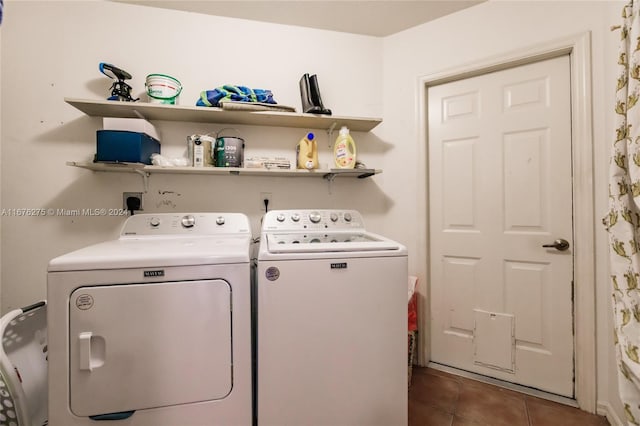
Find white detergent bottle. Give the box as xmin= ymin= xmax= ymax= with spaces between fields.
xmin=296 ymin=132 xmax=318 ymax=170
xmin=333 ymin=126 xmax=356 ymax=169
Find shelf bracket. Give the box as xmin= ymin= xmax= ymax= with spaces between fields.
xmin=323 ymin=172 xmax=337 ymax=194
xmin=132 ymin=109 xmax=147 ymax=120
xmin=326 ymin=122 xmax=337 ymax=148
xmin=134 ymin=170 xmax=150 ymax=193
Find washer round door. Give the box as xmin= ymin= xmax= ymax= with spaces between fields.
xmin=68 ymin=279 xmax=232 ymax=417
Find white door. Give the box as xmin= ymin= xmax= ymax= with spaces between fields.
xmin=428 ymin=55 xmax=574 ymax=397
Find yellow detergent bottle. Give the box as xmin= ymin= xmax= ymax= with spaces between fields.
xmin=296 ymin=132 xmax=318 ymax=170
xmin=333 ymin=126 xmax=356 ymax=169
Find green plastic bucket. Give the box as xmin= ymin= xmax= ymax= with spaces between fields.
xmin=145 ymin=74 xmax=182 ymax=105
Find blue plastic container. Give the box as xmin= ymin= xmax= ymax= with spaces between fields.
xmin=96 ymin=130 xmax=160 ymax=165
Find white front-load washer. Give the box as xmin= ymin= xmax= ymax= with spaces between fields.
xmin=47 ymin=213 xmax=252 ymax=426
xmin=256 ymin=209 xmax=408 ymax=426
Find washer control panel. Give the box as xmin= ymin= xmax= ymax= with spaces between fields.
xmin=263 ymin=209 xmax=364 ymax=232
xmin=120 ymin=213 xmax=251 ymax=236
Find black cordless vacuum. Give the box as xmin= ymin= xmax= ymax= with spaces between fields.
xmin=99 ymin=62 xmax=139 ymax=102
xmin=299 ymin=73 xmax=331 ymax=115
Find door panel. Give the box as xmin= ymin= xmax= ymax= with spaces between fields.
xmin=503 ymin=129 xmax=549 ymax=230
xmin=428 ymin=55 xmax=574 ymax=397
xmin=257 ymin=256 xmax=408 ymax=426
xmin=69 ymin=280 xmax=232 ymax=416
xmin=443 ymin=139 xmax=477 ymax=229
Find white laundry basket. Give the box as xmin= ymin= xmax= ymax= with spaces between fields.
xmin=0 ymin=301 xmax=48 ymax=426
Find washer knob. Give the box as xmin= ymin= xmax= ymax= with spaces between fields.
xmin=291 ymin=213 xmax=300 ymax=222
xmin=276 ymin=214 xmax=286 ymax=222
xmin=309 ymin=211 xmax=322 ymax=223
xmin=344 ymin=212 xmax=352 ymax=222
xmin=216 ymin=216 xmax=225 ymax=226
xmin=181 ymin=215 xmax=196 ymax=228
xmin=149 ymin=217 xmax=160 ymax=227
xmin=330 ymin=213 xmax=339 ymax=222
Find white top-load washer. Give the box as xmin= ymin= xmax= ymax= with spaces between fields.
xmin=47 ymin=213 xmax=252 ymax=426
xmin=256 ymin=209 xmax=408 ymax=426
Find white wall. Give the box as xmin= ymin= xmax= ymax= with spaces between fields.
xmin=0 ymin=0 xmax=387 ymax=309
xmin=0 ymin=0 xmax=627 ymax=421
xmin=380 ymin=0 xmax=624 ymax=421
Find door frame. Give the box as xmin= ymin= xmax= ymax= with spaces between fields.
xmin=415 ymin=32 xmax=595 ymax=412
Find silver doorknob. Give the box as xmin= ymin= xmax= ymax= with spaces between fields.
xmin=542 ymin=239 xmax=570 ymax=251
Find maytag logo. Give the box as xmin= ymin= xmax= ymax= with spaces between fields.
xmin=144 ymin=270 xmax=165 ymax=278
xmin=331 ymin=262 xmax=348 ymax=269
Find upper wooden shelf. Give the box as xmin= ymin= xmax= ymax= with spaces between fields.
xmin=64 ymin=98 xmax=382 ymax=132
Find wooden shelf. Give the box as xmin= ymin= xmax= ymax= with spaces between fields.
xmin=64 ymin=98 xmax=382 ymax=132
xmin=65 ymin=98 xmax=382 ymax=187
xmin=66 ymin=161 xmax=381 ymax=179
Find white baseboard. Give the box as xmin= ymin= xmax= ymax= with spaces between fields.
xmin=598 ymin=401 xmax=624 ymax=426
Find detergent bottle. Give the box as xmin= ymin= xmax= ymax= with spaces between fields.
xmin=296 ymin=132 xmax=319 ymax=170
xmin=333 ymin=126 xmax=356 ymax=169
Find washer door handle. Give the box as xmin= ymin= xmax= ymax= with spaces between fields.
xmin=78 ymin=332 xmax=105 ymax=371
xmin=79 ymin=332 xmax=94 ymax=371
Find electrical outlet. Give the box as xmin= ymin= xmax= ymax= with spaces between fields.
xmin=123 ymin=192 xmax=143 ymax=212
xmin=260 ymin=192 xmax=272 ymax=212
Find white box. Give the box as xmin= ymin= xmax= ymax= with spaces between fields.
xmin=102 ymin=117 xmax=160 ymax=141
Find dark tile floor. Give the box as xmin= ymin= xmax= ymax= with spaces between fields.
xmin=408 ymin=367 xmax=610 ymax=426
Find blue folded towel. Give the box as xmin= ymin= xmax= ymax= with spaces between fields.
xmin=197 ymin=85 xmax=276 ymax=107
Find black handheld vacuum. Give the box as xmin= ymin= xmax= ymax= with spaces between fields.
xmin=99 ymin=62 xmax=139 ymax=102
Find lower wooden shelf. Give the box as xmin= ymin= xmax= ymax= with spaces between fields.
xmin=66 ymin=161 xmax=381 ymax=179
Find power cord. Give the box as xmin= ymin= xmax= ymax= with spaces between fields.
xmin=255 ymin=197 xmax=270 ymax=241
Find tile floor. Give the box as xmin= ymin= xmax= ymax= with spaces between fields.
xmin=408 ymin=367 xmax=610 ymax=426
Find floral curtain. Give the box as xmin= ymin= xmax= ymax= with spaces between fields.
xmin=606 ymin=2 xmax=640 ymax=424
